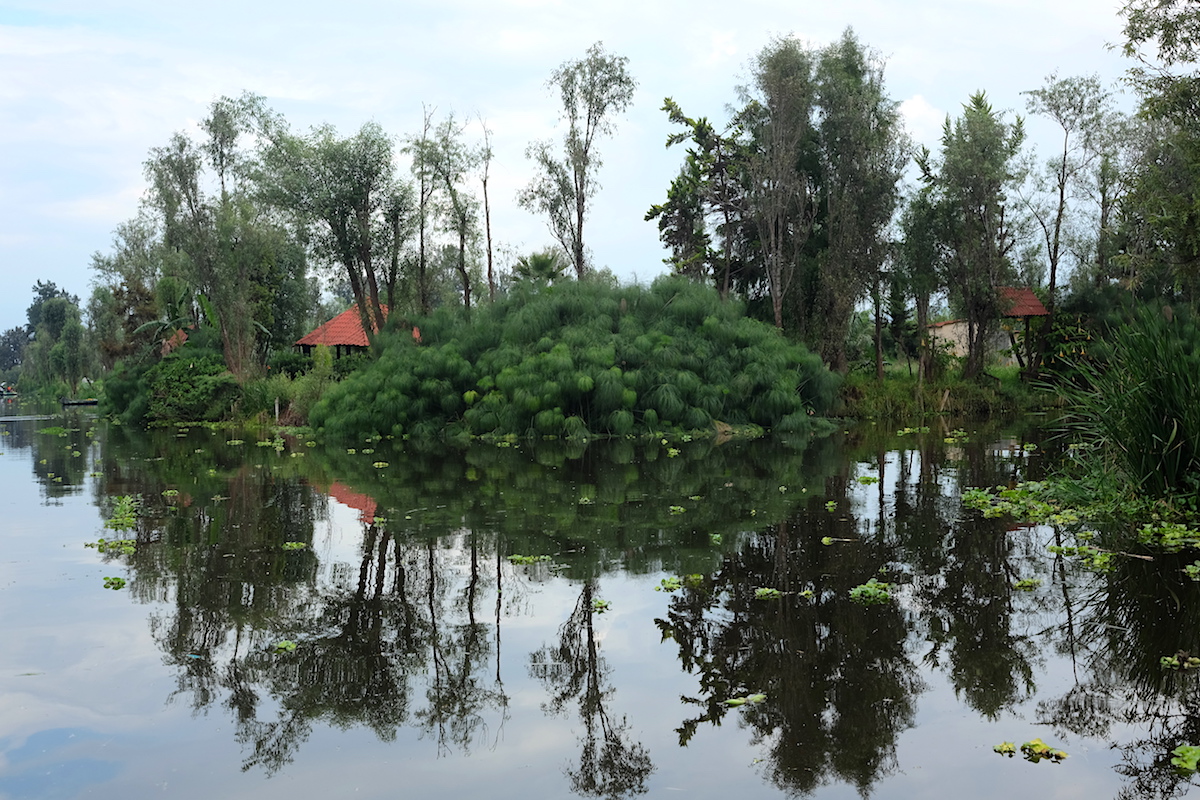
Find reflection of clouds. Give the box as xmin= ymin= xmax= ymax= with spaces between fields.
xmin=0 ymin=727 xmax=120 ymax=799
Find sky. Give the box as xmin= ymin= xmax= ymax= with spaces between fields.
xmin=0 ymin=0 xmax=1138 ymax=331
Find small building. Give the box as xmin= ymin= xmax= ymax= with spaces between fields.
xmin=295 ymin=305 xmax=388 ymax=358
xmin=927 ymin=287 xmax=1048 ymax=367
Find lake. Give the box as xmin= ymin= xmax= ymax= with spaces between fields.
xmin=1 ymin=400 xmax=1198 ymax=800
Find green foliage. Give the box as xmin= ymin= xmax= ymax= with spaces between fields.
xmin=507 ymin=554 xmax=553 ymax=565
xmin=145 ymin=351 xmax=241 ymax=422
xmin=1159 ymin=653 xmax=1200 ymax=670
xmin=1020 ymin=738 xmax=1067 ymax=764
xmin=1058 ymin=306 xmax=1200 ymax=501
xmin=848 ymin=578 xmax=891 ymax=605
xmin=103 ymin=576 xmax=127 ymax=590
xmin=103 ymin=494 xmax=141 ymax=532
xmin=311 ymin=277 xmax=837 ymax=441
xmin=85 ymin=538 xmax=136 ymax=556
xmin=754 ymin=587 xmax=784 ymax=600
xmin=273 ymin=640 xmax=297 ymax=653
xmin=1171 ymin=745 xmax=1200 ymax=773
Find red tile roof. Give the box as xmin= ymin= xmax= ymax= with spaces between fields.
xmin=296 ymin=304 xmax=388 ymax=348
xmin=999 ymin=287 xmax=1048 ymax=317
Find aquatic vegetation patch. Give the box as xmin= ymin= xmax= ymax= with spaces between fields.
xmin=1171 ymin=745 xmax=1200 ymax=773
xmin=849 ymin=578 xmax=891 ymax=605
xmin=281 ymin=542 xmax=307 ymax=551
xmin=723 ymin=693 xmax=767 ymax=707
xmin=103 ymin=576 xmax=126 ymax=590
xmin=507 ymin=554 xmax=553 ymax=565
xmin=273 ymin=640 xmax=297 ymax=653
xmin=1012 ymin=578 xmax=1042 ymax=591
xmin=103 ymin=494 xmax=141 ymax=532
xmin=1137 ymin=522 xmax=1200 ymax=552
xmin=1019 ymin=738 xmax=1067 ymax=763
xmin=86 ymin=538 xmax=136 ymax=556
xmin=656 ymin=575 xmax=704 ymax=592
xmin=591 ymin=598 xmax=610 ymax=614
xmin=1160 ymin=652 xmax=1200 ymax=670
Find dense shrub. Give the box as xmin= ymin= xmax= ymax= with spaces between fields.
xmin=311 ymin=277 xmax=838 ymax=441
xmin=143 ymin=351 xmax=241 ymax=422
xmin=1058 ymin=304 xmax=1200 ymax=499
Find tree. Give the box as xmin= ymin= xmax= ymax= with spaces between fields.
xmin=812 ymin=30 xmax=907 ymax=372
xmin=409 ymin=115 xmax=480 ymax=310
xmin=1119 ymin=0 xmax=1200 ymax=126
xmin=145 ymin=95 xmax=308 ymax=379
xmin=520 ymin=42 xmax=636 ymax=280
xmin=647 ymin=98 xmax=749 ymax=298
xmin=0 ymin=327 xmax=28 ymax=374
xmin=477 ymin=114 xmax=497 ymax=302
xmin=918 ymin=92 xmax=1026 ymax=379
xmin=741 ymin=37 xmax=818 ymax=330
xmin=258 ymin=118 xmax=404 ymax=349
xmin=1020 ymin=73 xmax=1112 ymax=378
xmin=897 ymin=188 xmax=948 ymax=389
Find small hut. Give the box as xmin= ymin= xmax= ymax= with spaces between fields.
xmin=998 ymin=287 xmax=1048 ymax=371
xmin=295 ymin=305 xmax=387 ymax=358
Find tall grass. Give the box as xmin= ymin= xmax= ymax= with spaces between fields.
xmin=310 ymin=276 xmax=839 ymax=441
xmin=1059 ymin=305 xmax=1200 ymax=499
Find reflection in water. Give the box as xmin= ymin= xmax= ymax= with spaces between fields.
xmin=532 ymin=580 xmax=653 ymax=798
xmin=10 ymin=407 xmax=1196 ymax=799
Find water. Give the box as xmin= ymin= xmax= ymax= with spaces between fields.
xmin=1 ymin=401 xmax=1198 ymax=800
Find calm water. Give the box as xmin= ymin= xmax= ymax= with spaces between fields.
xmin=1 ymin=400 xmax=1198 ymax=800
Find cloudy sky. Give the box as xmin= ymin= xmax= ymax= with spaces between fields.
xmin=0 ymin=0 xmax=1136 ymax=330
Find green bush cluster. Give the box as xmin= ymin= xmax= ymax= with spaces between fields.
xmin=1059 ymin=305 xmax=1200 ymax=500
xmin=311 ymin=277 xmax=838 ymax=441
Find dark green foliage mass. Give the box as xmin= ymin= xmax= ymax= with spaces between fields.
xmin=310 ymin=277 xmax=837 ymax=441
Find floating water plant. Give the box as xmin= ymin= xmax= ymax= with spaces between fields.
xmin=281 ymin=542 xmax=307 ymax=551
xmin=849 ymin=578 xmax=891 ymax=605
xmin=856 ymin=475 xmax=879 ymax=485
xmin=824 ymin=501 xmax=837 ymax=512
xmin=507 ymin=554 xmax=553 ymax=565
xmin=723 ymin=693 xmax=767 ymax=706
xmin=162 ymin=489 xmax=179 ymax=497
xmin=103 ymin=576 xmax=126 ymax=590
xmin=1013 ymin=578 xmax=1042 ymax=591
xmin=104 ymin=495 xmax=141 ymax=532
xmin=656 ymin=575 xmax=703 ymax=592
xmin=1160 ymin=652 xmax=1200 ymax=670
xmin=591 ymin=598 xmax=610 ymax=614
xmin=754 ymin=587 xmax=784 ymax=600
xmin=1171 ymin=745 xmax=1200 ymax=773
xmin=372 ymin=461 xmax=389 ymax=468
xmin=1020 ymin=738 xmax=1067 ymax=763
xmin=86 ymin=538 xmax=136 ymax=556
xmin=668 ymin=505 xmax=686 ymax=515
xmin=1185 ymin=561 xmax=1200 ymax=581
xmin=273 ymin=640 xmax=297 ymax=653
xmin=993 ymin=742 xmax=1017 ymax=756
xmin=896 ymin=426 xmax=930 ymax=436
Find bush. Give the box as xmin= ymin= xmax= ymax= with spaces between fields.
xmin=144 ymin=351 xmax=241 ymax=422
xmin=311 ymin=276 xmax=838 ymax=441
xmin=1058 ymin=304 xmax=1200 ymax=499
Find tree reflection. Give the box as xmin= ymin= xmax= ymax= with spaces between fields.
xmin=1039 ymin=556 xmax=1200 ymax=799
xmin=657 ymin=507 xmax=923 ymax=796
xmin=531 ymin=580 xmax=653 ymax=799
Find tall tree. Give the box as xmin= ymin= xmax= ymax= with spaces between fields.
xmin=897 ymin=188 xmax=949 ymax=391
xmin=648 ymin=98 xmax=749 ymax=299
xmin=477 ymin=114 xmax=497 ymax=302
xmin=520 ymin=42 xmax=636 ymax=280
xmin=741 ymin=37 xmax=817 ymax=330
xmin=1020 ymin=73 xmax=1112 ymax=378
xmin=812 ymin=30 xmax=907 ymax=372
xmin=258 ymin=118 xmax=402 ymax=349
xmin=409 ymin=115 xmax=480 ymax=310
xmin=918 ymin=92 xmax=1026 ymax=379
xmin=145 ymin=94 xmax=304 ymax=379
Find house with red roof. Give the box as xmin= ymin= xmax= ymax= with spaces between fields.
xmin=927 ymin=287 xmax=1048 ymax=367
xmin=295 ymin=305 xmax=387 ymax=357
